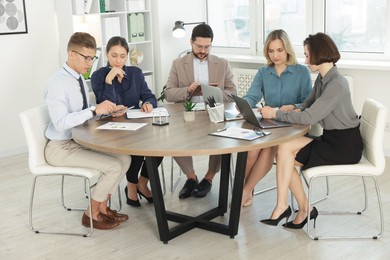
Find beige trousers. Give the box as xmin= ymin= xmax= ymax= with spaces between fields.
xmin=45 ymin=140 xmax=130 ymax=202
xmin=173 ymin=155 xmax=221 ymax=176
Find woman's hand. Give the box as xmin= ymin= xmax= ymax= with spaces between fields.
xmin=279 ymin=104 xmax=295 ymax=111
xmin=105 ymin=67 xmax=126 ymax=84
xmin=260 ymin=106 xmax=277 ymax=119
xmin=141 ymin=102 xmax=153 ymax=113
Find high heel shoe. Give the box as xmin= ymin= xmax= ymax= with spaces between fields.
xmin=137 ymin=189 xmax=153 ymax=203
xmin=260 ymin=206 xmax=292 ymax=226
xmin=282 ymin=207 xmax=318 ymax=229
xmin=124 ymin=186 xmax=141 ymax=207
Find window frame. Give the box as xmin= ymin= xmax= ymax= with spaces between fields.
xmin=207 ymin=0 xmax=390 ymax=62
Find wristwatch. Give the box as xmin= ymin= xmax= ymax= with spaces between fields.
xmin=90 ymin=106 xmax=96 ymax=116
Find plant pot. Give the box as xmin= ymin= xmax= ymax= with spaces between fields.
xmin=183 ymin=110 xmax=195 ymax=121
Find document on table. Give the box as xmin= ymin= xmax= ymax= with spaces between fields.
xmin=96 ymin=122 xmax=147 ymax=131
xmin=209 ymin=127 xmax=270 ymax=141
xmin=126 ymin=107 xmax=169 ymax=119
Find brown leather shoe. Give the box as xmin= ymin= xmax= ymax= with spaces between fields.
xmin=104 ymin=207 xmax=129 ymax=222
xmin=82 ymin=213 xmax=119 ymax=230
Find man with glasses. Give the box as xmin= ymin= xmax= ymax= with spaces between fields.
xmin=165 ymin=24 xmax=237 ymax=199
xmin=44 ymin=32 xmax=130 ymax=230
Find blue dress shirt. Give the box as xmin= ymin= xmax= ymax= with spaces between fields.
xmin=243 ymin=64 xmax=312 ymax=108
xmin=91 ymin=65 xmax=157 ymax=108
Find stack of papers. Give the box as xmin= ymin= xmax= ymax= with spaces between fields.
xmin=210 ymin=127 xmax=270 ymax=141
xmin=96 ymin=122 xmax=147 ymax=131
xmin=126 ymin=107 xmax=169 ymax=119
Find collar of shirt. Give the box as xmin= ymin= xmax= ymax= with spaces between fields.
xmin=63 ymin=62 xmax=82 ymax=80
xmin=319 ymin=65 xmax=338 ymax=85
xmin=266 ymin=65 xmax=295 ymax=77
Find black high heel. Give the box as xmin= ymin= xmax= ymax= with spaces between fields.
xmin=137 ymin=189 xmax=153 ymax=203
xmin=260 ymin=206 xmax=292 ymax=226
xmin=282 ymin=207 xmax=318 ymax=229
xmin=124 ymin=186 xmax=141 ymax=207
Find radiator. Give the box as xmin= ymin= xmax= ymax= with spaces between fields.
xmin=232 ymin=68 xmax=258 ymax=97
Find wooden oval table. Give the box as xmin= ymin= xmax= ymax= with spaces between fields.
xmin=73 ymin=103 xmax=309 ymax=244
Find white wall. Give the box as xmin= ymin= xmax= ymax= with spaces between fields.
xmin=0 ymin=0 xmax=60 ymax=157
xmin=152 ymin=0 xmax=206 ymax=94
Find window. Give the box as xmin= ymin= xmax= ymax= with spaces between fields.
xmin=325 ymin=0 xmax=386 ymax=53
xmin=207 ymin=0 xmax=250 ymax=48
xmin=207 ymin=0 xmax=388 ymax=58
xmin=264 ymin=0 xmax=307 ymax=47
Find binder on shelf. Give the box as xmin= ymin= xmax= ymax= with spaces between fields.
xmin=126 ymin=0 xmax=145 ymax=12
xmin=84 ymin=0 xmax=93 ymax=13
xmin=99 ymin=0 xmax=106 ymax=13
xmin=127 ymin=13 xmax=139 ymax=42
xmin=102 ymin=16 xmax=121 ymax=43
xmin=137 ymin=13 xmax=145 ymax=41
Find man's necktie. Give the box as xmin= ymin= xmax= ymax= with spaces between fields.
xmin=78 ymin=77 xmax=88 ymax=109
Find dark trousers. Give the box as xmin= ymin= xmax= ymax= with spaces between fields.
xmin=126 ymin=156 xmax=163 ymax=184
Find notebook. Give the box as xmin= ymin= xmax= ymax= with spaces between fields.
xmin=232 ymin=95 xmax=292 ymax=129
xmin=200 ymin=84 xmax=243 ymax=121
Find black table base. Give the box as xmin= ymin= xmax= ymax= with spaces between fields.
xmin=146 ymin=152 xmax=247 ymax=244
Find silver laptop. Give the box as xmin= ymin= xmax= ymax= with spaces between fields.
xmin=201 ymin=84 xmax=243 ymax=121
xmin=232 ymin=95 xmax=291 ymax=129
xmin=201 ymin=84 xmax=223 ymax=104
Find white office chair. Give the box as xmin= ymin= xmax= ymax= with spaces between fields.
xmin=20 ymin=105 xmax=121 ymax=237
xmin=302 ymin=98 xmax=387 ymax=240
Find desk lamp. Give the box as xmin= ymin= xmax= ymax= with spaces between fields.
xmin=172 ymin=21 xmax=205 ymax=38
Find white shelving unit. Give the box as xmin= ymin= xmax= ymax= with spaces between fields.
xmin=55 ymin=0 xmax=155 ymax=92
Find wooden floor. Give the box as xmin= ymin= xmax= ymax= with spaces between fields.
xmin=1 ymin=153 xmax=389 ymax=259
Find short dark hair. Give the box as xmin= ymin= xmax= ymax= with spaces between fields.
xmin=303 ymin=32 xmax=340 ymax=65
xmin=191 ymin=23 xmax=213 ymax=42
xmin=106 ymin=36 xmax=129 ymax=53
xmin=67 ymin=32 xmax=96 ymax=51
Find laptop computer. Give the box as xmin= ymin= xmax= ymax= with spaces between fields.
xmin=232 ymin=95 xmax=292 ymax=129
xmin=201 ymin=84 xmax=243 ymax=121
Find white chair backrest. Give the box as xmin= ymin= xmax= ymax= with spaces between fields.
xmin=360 ymin=98 xmax=387 ymax=173
xmin=89 ymin=92 xmax=96 ymax=106
xmin=19 ymin=105 xmax=50 ymax=173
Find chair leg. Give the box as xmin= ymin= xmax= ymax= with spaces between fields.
xmin=170 ymin=157 xmax=182 ymax=193
xmin=307 ymin=175 xmax=383 ymax=240
xmin=30 ymin=175 xmax=93 ymax=237
xmin=62 ymin=175 xmax=88 ymax=211
xmin=229 ymin=153 xmax=235 ymax=193
xmin=160 ymin=160 xmax=166 ymax=196
xmin=253 ymin=162 xmax=277 ymax=197
xmin=292 ymin=175 xmax=330 ymax=212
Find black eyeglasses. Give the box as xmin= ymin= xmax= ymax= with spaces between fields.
xmin=253 ymin=127 xmax=268 ymax=137
xmin=72 ymin=50 xmax=98 ymax=63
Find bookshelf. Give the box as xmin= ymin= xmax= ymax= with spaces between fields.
xmin=55 ymin=0 xmax=155 ymax=92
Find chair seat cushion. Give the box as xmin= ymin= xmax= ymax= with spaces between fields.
xmin=31 ymin=163 xmax=100 ymax=179
xmin=302 ymin=156 xmax=383 ymax=179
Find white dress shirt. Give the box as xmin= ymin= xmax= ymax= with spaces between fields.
xmin=44 ymin=63 xmax=93 ymax=140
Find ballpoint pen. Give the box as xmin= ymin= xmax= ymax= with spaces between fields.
xmin=216 ymin=127 xmax=227 ymax=132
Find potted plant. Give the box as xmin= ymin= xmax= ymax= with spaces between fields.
xmin=183 ymin=99 xmax=196 ymax=121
